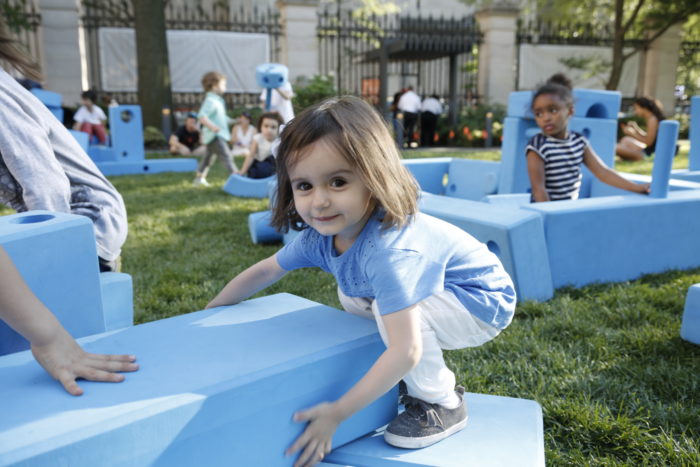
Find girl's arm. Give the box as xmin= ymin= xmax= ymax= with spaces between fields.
xmin=584 ymin=146 xmax=650 ymax=194
xmin=286 ymin=305 xmax=422 ymax=466
xmin=199 ymin=115 xmax=220 ymax=134
xmin=206 ymin=254 xmax=287 ymax=309
xmin=526 ymin=150 xmax=550 ymax=202
xmin=238 ymin=138 xmax=258 ymax=176
xmin=0 ymin=247 xmax=138 ymax=396
xmin=640 ymin=117 xmax=658 ymax=146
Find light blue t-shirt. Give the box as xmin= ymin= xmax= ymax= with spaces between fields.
xmin=276 ymin=212 xmax=516 ymax=330
xmin=199 ymin=92 xmax=231 ymax=144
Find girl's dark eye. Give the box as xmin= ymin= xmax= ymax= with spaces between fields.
xmin=295 ymin=182 xmax=312 ymax=191
xmin=550 ymin=107 xmax=558 ymax=113
xmin=330 ymin=178 xmax=347 ymax=188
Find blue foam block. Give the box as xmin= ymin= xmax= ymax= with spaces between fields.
xmin=326 ymin=393 xmax=545 ymax=467
xmin=572 ymin=89 xmax=621 ymax=120
xmin=688 ymin=96 xmax=699 ymax=171
xmin=87 ymin=145 xmax=118 ymax=162
xmin=96 ymin=159 xmax=197 ymax=176
xmin=100 ymin=272 xmax=134 ymax=331
xmin=591 ymin=173 xmax=700 ymax=198
xmin=507 ymin=91 xmax=534 ymax=118
xmin=497 ymin=116 xmax=539 ymax=195
xmin=670 ymin=169 xmax=700 ymax=183
xmin=680 ymin=284 xmax=700 ymax=345
xmin=419 ymin=193 xmax=553 ymax=302
xmin=249 ymin=210 xmax=283 ymax=244
xmin=569 ymin=117 xmax=617 ymax=167
xmin=30 ymin=88 xmax=62 ymax=108
xmin=402 ymin=158 xmax=450 ymax=195
xmin=0 ymin=211 xmax=105 ymax=355
xmin=445 ymin=159 xmax=500 ymax=200
xmin=108 ymin=105 xmax=145 ymax=161
xmin=481 ymin=193 xmax=531 ymax=207
xmin=69 ymin=129 xmax=90 ymax=152
xmin=223 ymin=174 xmax=277 ymax=198
xmin=256 ymin=63 xmax=289 ymax=89
xmin=523 ymin=191 xmax=700 ymax=288
xmin=0 ymin=293 xmax=398 ymax=466
xmin=650 ymin=121 xmax=680 ymax=199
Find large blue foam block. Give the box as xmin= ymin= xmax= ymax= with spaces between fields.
xmin=100 ymin=272 xmax=134 ymax=331
xmin=224 ymin=174 xmax=277 ymax=198
xmin=96 ymin=159 xmax=198 ymax=176
xmin=0 ymin=211 xmax=105 ymax=354
xmin=445 ymin=159 xmax=500 ymax=200
xmin=0 ymin=293 xmax=397 ymax=466
xmin=680 ymin=284 xmax=700 ymax=345
xmin=108 ymin=105 xmax=145 ymax=161
xmin=402 ymin=158 xmax=450 ymax=195
xmin=524 ymin=191 xmax=700 ymax=288
xmin=326 ymin=393 xmax=545 ymax=467
xmin=249 ymin=210 xmax=283 ymax=244
xmin=419 ymin=193 xmax=553 ymax=302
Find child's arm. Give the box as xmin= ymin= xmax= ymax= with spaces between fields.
xmin=274 ymin=87 xmax=291 ymax=101
xmin=286 ymin=305 xmax=422 ymax=466
xmin=199 ymin=115 xmax=220 ymax=134
xmin=0 ymin=247 xmax=138 ymax=396
xmin=206 ymin=254 xmax=287 ymax=309
xmin=526 ymin=150 xmax=550 ymax=202
xmin=238 ymin=139 xmax=258 ymax=176
xmin=584 ymin=146 xmax=650 ymax=194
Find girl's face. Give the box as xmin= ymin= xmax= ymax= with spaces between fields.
xmin=532 ymin=93 xmax=572 ymax=139
xmin=633 ymin=103 xmax=648 ymax=118
xmin=288 ymin=139 xmax=373 ymax=254
xmin=260 ymin=118 xmax=280 ymax=141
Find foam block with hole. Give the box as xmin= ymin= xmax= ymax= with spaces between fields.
xmin=571 ymin=89 xmax=620 ymax=120
xmin=0 ymin=293 xmax=397 ymax=466
xmin=419 ymin=193 xmax=552 ymax=302
xmin=326 ymin=392 xmax=545 ymax=467
xmin=223 ymin=174 xmax=277 ymax=198
xmin=445 ymin=159 xmax=500 ymax=200
xmin=680 ymin=284 xmax=700 ymax=345
xmin=402 ymin=158 xmax=451 ymax=195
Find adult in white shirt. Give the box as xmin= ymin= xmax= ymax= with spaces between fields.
xmin=397 ymin=86 xmax=421 ymax=147
xmin=421 ymin=95 xmax=443 ymax=147
xmin=260 ymin=80 xmax=294 ymax=125
xmin=72 ymin=90 xmax=108 ymax=144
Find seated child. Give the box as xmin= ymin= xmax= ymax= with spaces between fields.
xmin=169 ymin=112 xmax=206 ymax=157
xmin=237 ymin=111 xmax=283 ymax=179
xmin=73 ymin=90 xmax=108 ymax=144
xmin=231 ymin=112 xmax=257 ymax=157
xmin=207 ymin=96 xmax=516 ymax=464
xmin=526 ymin=73 xmax=650 ymax=202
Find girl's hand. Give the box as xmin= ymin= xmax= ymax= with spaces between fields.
xmin=31 ymin=328 xmax=138 ymax=396
xmin=286 ymin=402 xmax=340 ymax=467
xmin=637 ymin=183 xmax=651 ymax=195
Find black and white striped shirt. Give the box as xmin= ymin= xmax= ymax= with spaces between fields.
xmin=526 ymin=132 xmax=589 ymax=201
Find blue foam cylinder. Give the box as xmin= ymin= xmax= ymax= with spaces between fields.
xmin=650 ymin=120 xmax=680 ymax=199
xmin=326 ymin=393 xmax=545 ymax=467
xmin=249 ymin=210 xmax=283 ymax=244
xmin=681 ymin=284 xmax=700 ymax=345
xmin=223 ymin=174 xmax=276 ymax=198
xmin=689 ymin=96 xmax=700 ymax=171
xmin=0 ymin=293 xmax=398 ymax=466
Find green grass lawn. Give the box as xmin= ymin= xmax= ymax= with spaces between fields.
xmin=4 ymin=145 xmax=699 ymax=464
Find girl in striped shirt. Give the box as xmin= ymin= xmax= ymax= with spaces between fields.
xmin=526 ymin=74 xmax=649 ymax=202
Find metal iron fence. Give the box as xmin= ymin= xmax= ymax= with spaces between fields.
xmin=1 ymin=0 xmax=42 ymax=72
xmin=80 ymin=0 xmax=282 ymax=110
xmin=317 ymin=8 xmax=481 ymax=111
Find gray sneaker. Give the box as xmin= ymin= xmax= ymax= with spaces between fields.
xmin=384 ymin=386 xmax=468 ymax=449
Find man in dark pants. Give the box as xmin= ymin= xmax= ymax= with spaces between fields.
xmin=397 ymin=86 xmax=421 ymax=147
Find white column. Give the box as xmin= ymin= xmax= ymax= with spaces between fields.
xmin=276 ymin=0 xmax=319 ymax=83
xmin=38 ymin=0 xmax=85 ymax=105
xmin=474 ymin=3 xmax=519 ymax=106
xmin=640 ymin=23 xmax=683 ymax=114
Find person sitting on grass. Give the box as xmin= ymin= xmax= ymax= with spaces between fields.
xmin=231 ymin=111 xmax=257 ymax=158
xmin=526 ymin=73 xmax=650 ymax=202
xmin=73 ymin=90 xmax=108 ymax=145
xmin=207 ymin=96 xmax=516 ymax=466
xmin=237 ymin=111 xmax=283 ymax=179
xmin=0 ymin=246 xmax=138 ymax=396
xmin=169 ymin=112 xmax=206 ymax=157
xmin=615 ymin=97 xmax=666 ymax=162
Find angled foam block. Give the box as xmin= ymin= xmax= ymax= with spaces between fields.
xmin=223 ymin=174 xmax=276 ymax=198
xmin=445 ymin=159 xmax=500 ymax=200
xmin=96 ymin=159 xmax=197 ymax=176
xmin=249 ymin=210 xmax=283 ymax=244
xmin=572 ymin=89 xmax=621 ymax=120
xmin=326 ymin=393 xmax=545 ymax=467
xmin=69 ymin=129 xmax=89 ymax=152
xmin=0 ymin=211 xmax=105 ymax=355
xmin=402 ymin=158 xmax=450 ymax=195
xmin=497 ymin=117 xmax=539 ymax=195
xmin=100 ymin=272 xmax=134 ymax=331
xmin=680 ymin=284 xmax=700 ymax=345
xmin=0 ymin=293 xmax=398 ymax=466
xmin=523 ymin=191 xmax=700 ymax=288
xmin=419 ymin=193 xmax=553 ymax=302
xmin=689 ymin=96 xmax=700 ymax=171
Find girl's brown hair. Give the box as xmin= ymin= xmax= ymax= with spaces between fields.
xmin=0 ymin=17 xmax=42 ymax=81
xmin=257 ymin=111 xmax=283 ymax=131
xmin=270 ymin=96 xmax=419 ymax=232
xmin=201 ymin=71 xmax=225 ymax=92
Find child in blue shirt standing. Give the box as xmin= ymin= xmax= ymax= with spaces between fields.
xmin=526 ymin=73 xmax=649 ymax=202
xmin=207 ymin=96 xmax=516 ymax=466
xmin=193 ymin=71 xmax=237 ymax=186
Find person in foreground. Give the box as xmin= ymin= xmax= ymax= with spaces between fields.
xmin=0 ymin=246 xmax=138 ymax=396
xmin=527 ymin=73 xmax=650 ymax=202
xmin=207 ymin=96 xmax=516 ymax=466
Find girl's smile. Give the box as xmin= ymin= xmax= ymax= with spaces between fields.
xmin=288 ymin=138 xmax=374 ymax=253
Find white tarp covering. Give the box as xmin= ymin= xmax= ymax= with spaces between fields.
xmin=519 ymin=44 xmax=640 ymax=96
xmin=98 ymin=28 xmax=269 ymax=93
